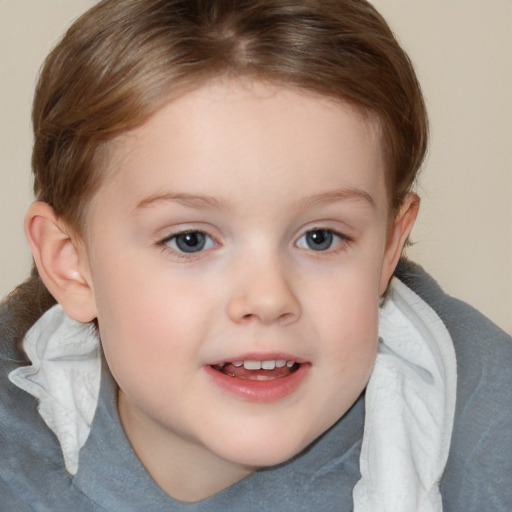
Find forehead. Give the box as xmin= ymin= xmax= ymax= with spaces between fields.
xmin=90 ymin=79 xmax=386 ymax=218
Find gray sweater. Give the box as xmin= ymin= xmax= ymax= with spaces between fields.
xmin=1 ymin=260 xmax=511 ymax=511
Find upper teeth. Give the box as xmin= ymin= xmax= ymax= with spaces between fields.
xmin=215 ymin=360 xmax=297 ymax=370
xmin=242 ymin=360 xmax=291 ymax=370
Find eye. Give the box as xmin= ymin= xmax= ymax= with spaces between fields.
xmin=163 ymin=231 xmax=216 ymax=254
xmin=296 ymin=228 xmax=345 ymax=251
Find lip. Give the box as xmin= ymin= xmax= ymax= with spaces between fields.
xmin=204 ymin=353 xmax=311 ymax=402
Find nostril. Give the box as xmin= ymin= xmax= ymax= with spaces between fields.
xmin=277 ymin=312 xmax=296 ymax=324
xmin=226 ymin=285 xmax=301 ymax=325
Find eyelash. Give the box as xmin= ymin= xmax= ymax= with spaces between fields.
xmin=157 ymin=227 xmax=351 ymax=260
xmin=158 ymin=230 xmax=217 ymax=259
xmin=295 ymin=228 xmax=351 ymax=253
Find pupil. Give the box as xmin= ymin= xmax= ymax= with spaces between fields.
xmin=176 ymin=232 xmax=206 ymax=253
xmin=306 ymin=230 xmax=333 ymax=251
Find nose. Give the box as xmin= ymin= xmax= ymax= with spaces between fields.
xmin=226 ymin=256 xmax=301 ymax=326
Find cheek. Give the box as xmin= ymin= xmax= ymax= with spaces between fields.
xmin=91 ymin=256 xmax=221 ymax=371
xmin=297 ymin=287 xmax=379 ymax=446
xmin=305 ymin=263 xmax=380 ymax=391
xmin=93 ymin=271 xmax=206 ymax=415
xmin=322 ymin=294 xmax=379 ymax=380
xmin=308 ymin=259 xmax=381 ymax=334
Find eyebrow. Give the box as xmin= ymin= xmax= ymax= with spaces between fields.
xmin=295 ymin=188 xmax=376 ymax=210
xmin=135 ymin=192 xmax=224 ymax=211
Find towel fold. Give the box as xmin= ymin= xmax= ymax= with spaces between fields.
xmin=354 ymin=278 xmax=457 ymax=512
xmin=8 ymin=306 xmax=100 ymax=474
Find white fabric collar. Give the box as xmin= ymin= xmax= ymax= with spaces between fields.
xmin=354 ymin=278 xmax=457 ymax=512
xmin=8 ymin=307 xmax=100 ymax=475
xmin=9 ymin=278 xmax=456 ymax=510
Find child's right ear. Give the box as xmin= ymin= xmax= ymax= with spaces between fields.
xmin=24 ymin=201 xmax=97 ymax=323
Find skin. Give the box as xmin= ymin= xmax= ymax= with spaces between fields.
xmin=26 ymin=79 xmax=418 ymax=502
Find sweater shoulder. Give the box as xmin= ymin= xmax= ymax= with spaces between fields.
xmin=396 ymin=259 xmax=512 ymax=511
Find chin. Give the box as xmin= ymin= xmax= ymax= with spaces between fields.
xmin=210 ymin=430 xmax=315 ymax=469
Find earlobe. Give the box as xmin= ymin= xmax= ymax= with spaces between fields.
xmin=24 ymin=201 xmax=97 ymax=322
xmin=379 ymin=194 xmax=420 ymax=295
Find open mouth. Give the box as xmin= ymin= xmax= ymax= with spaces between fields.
xmin=210 ymin=360 xmax=301 ymax=381
xmin=206 ymin=357 xmax=310 ymax=401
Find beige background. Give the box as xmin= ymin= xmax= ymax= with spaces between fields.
xmin=0 ymin=0 xmax=511 ymax=334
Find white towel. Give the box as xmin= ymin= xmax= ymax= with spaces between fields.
xmin=354 ymin=278 xmax=457 ymax=512
xmin=8 ymin=306 xmax=101 ymax=475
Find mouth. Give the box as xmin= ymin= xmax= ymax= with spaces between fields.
xmin=210 ymin=359 xmax=301 ymax=381
xmin=205 ymin=356 xmax=309 ymax=402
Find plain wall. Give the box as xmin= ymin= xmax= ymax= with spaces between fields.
xmin=0 ymin=0 xmax=511 ymax=334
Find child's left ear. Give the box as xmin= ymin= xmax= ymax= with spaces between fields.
xmin=379 ymin=193 xmax=420 ymax=295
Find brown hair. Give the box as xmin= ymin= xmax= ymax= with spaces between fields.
xmin=5 ymin=0 xmax=428 ymax=340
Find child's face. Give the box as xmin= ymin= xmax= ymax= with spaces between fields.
xmin=77 ymin=79 xmax=410 ymax=484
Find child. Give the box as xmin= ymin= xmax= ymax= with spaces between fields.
xmin=1 ymin=0 xmax=510 ymax=510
